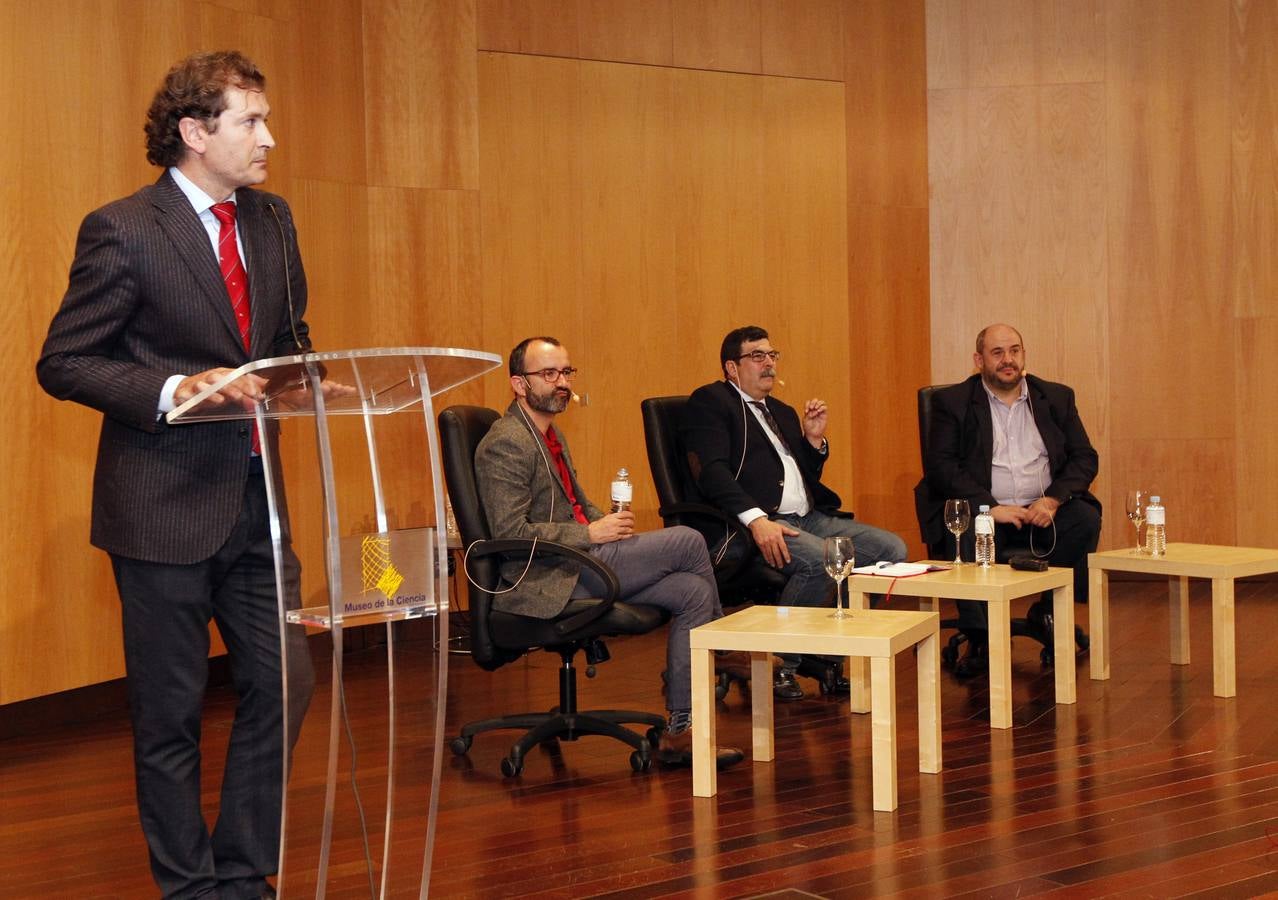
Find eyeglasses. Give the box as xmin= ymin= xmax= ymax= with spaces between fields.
xmin=737 ymin=349 xmax=781 ymax=364
xmin=522 ymin=367 xmax=579 ymax=383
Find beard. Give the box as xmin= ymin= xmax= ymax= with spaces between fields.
xmin=526 ymin=385 xmax=571 ymax=414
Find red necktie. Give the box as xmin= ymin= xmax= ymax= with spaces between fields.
xmin=210 ymin=202 xmax=259 ymax=454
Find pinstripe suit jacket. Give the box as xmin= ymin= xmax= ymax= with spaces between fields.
xmin=37 ymin=171 xmax=309 ymax=564
xmin=474 ymin=401 xmax=604 ymax=618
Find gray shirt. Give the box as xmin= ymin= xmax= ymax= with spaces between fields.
xmin=984 ymin=379 xmax=1050 ymax=506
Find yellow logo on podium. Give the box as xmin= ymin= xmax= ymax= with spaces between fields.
xmin=361 ymin=534 xmax=404 ymax=601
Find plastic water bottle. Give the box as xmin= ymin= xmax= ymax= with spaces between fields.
xmin=610 ymin=468 xmax=632 ymax=513
xmin=975 ymin=504 xmax=995 ymax=567
xmin=1145 ymin=495 xmax=1166 ymax=556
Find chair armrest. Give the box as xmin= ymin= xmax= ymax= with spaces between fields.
xmin=467 ymin=539 xmax=621 ymax=636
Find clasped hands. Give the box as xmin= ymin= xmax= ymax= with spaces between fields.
xmin=991 ymin=496 xmax=1060 ymax=529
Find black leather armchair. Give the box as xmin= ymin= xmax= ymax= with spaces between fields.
xmin=438 ymin=405 xmax=667 ymax=776
xmin=640 ymin=395 xmax=788 ymax=607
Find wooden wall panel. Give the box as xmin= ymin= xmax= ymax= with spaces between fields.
xmin=1231 ymin=0 xmax=1278 ymax=319
xmin=845 ymin=0 xmax=930 ymax=209
xmin=277 ymin=0 xmax=366 ymax=183
xmin=1236 ymin=319 xmax=1278 ymax=543
xmin=364 ymin=0 xmax=478 ymax=190
xmin=672 ymin=0 xmax=762 ymax=74
xmin=1105 ymin=0 xmax=1232 ymax=547
xmin=1 ymin=0 xmax=202 ymax=703
xmin=845 ymin=0 xmax=932 ymax=549
xmin=925 ymin=0 xmax=1103 ymax=90
xmin=479 ymin=52 xmax=849 ymax=523
xmin=761 ymin=0 xmax=844 ymax=81
xmin=577 ymin=0 xmax=673 ymax=66
xmin=925 ymin=0 xmax=1278 ymax=552
xmin=477 ymin=0 xmax=580 ymax=56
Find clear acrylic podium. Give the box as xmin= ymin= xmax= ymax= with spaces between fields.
xmin=169 ymin=347 xmax=501 ymax=898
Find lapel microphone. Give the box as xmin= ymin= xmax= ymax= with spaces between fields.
xmin=266 ymin=202 xmax=311 ymax=353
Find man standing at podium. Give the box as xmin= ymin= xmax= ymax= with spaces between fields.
xmin=37 ymin=51 xmax=314 ymax=900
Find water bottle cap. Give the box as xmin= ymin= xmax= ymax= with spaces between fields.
xmin=1150 ymin=495 xmax=1160 ymax=503
xmin=617 ymin=467 xmax=629 ymax=479
xmin=979 ymin=504 xmax=990 ymax=513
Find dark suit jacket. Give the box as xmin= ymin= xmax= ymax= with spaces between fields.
xmin=680 ymin=381 xmax=844 ymax=533
xmin=37 ymin=171 xmax=309 ymax=564
xmin=915 ymin=374 xmax=1100 ymax=549
xmin=474 ymin=401 xmax=605 ymax=619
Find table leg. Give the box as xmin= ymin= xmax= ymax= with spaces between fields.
xmin=870 ymin=656 xmax=898 ymax=812
xmin=917 ymin=630 xmax=942 ymax=775
xmin=1170 ymin=575 xmax=1190 ymax=665
xmin=691 ymin=646 xmax=716 ymax=797
xmin=750 ymin=652 xmax=774 ymax=761
xmin=847 ymin=588 xmax=871 ymax=714
xmin=1089 ymin=566 xmax=1109 ymax=680
xmin=988 ymin=601 xmax=1013 ymax=729
xmin=1052 ymin=584 xmax=1076 ymax=704
xmin=1212 ymin=577 xmax=1236 ymax=698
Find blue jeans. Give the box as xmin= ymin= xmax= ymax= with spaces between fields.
xmin=717 ymin=510 xmax=908 ymax=669
xmin=572 ymin=526 xmax=722 ymax=712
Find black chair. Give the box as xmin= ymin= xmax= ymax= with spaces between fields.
xmin=640 ymin=395 xmax=788 ymax=607
xmin=914 ymin=385 xmax=1084 ymax=668
xmin=438 ymin=405 xmax=668 ymax=776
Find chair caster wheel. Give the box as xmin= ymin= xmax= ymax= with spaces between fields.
xmin=646 ymin=726 xmax=663 ymax=750
xmin=501 ymin=755 xmax=523 ymax=777
xmin=630 ymin=750 xmax=651 ymax=772
xmin=450 ymin=736 xmax=472 ymax=756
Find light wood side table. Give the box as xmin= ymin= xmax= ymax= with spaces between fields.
xmin=689 ymin=605 xmax=941 ymax=812
xmin=1088 ymin=543 xmax=1278 ymax=697
xmin=848 ymin=563 xmax=1077 ymax=730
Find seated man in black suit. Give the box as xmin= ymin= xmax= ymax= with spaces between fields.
xmin=917 ymin=323 xmax=1102 ymax=677
xmin=680 ymin=325 xmax=908 ymax=700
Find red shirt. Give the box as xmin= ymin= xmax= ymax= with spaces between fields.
xmin=540 ymin=427 xmax=589 ymax=525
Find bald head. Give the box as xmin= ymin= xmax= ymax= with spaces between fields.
xmin=975 ymin=323 xmax=1023 ymax=354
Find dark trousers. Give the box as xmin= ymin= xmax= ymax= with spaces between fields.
xmin=111 ymin=469 xmax=314 ymax=900
xmin=955 ymin=499 xmax=1101 ymax=634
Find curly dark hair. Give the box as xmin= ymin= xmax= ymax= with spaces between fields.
xmin=144 ymin=51 xmax=266 ymax=168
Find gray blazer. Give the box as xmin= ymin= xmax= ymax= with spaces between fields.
xmin=37 ymin=171 xmax=309 ymax=564
xmin=474 ymin=401 xmax=604 ymax=618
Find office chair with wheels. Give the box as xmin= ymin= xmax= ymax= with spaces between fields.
xmin=438 ymin=405 xmax=668 ymax=776
xmin=913 ymin=385 xmax=1087 ymax=671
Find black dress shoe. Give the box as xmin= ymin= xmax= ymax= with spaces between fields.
xmin=1026 ymin=601 xmax=1054 ymax=642
xmin=773 ymin=671 xmax=806 ymax=701
xmin=796 ymin=655 xmax=849 ymax=695
xmin=657 ymin=728 xmax=745 ymax=769
xmin=954 ymin=638 xmax=988 ymax=679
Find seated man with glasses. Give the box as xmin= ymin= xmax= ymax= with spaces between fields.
xmin=474 ymin=336 xmax=745 ymax=769
xmin=679 ymin=325 xmax=908 ymax=701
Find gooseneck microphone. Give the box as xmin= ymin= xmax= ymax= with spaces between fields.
xmin=266 ymin=202 xmax=310 ymax=353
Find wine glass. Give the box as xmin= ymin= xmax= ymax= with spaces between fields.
xmin=1125 ymin=490 xmax=1147 ymax=554
xmin=943 ymin=499 xmax=971 ymax=565
xmin=823 ymin=536 xmax=855 ymax=619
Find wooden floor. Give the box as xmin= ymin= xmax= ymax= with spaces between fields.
xmin=5 ymin=578 xmax=1278 ymax=898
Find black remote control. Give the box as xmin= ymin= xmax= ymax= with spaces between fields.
xmin=1008 ymin=554 xmax=1048 ymax=572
